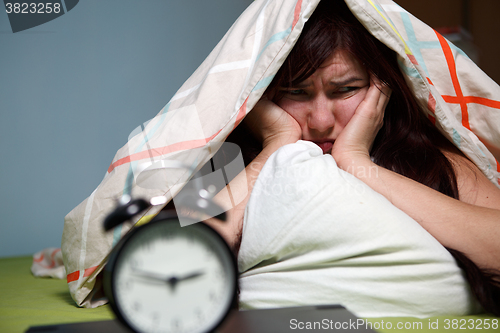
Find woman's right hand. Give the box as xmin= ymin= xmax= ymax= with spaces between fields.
xmin=244 ymin=96 xmax=302 ymax=149
xmin=331 ymin=74 xmax=391 ymax=169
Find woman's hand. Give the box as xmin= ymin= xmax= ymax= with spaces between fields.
xmin=245 ymin=96 xmax=302 ymax=149
xmin=331 ymin=74 xmax=391 ymax=169
xmin=205 ymin=96 xmax=300 ymax=254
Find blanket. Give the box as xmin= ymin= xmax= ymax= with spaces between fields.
xmin=61 ymin=0 xmax=500 ymax=308
xmin=31 ymin=248 xmax=66 ymax=280
xmin=239 ymin=140 xmax=480 ymax=317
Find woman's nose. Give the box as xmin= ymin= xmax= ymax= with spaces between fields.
xmin=307 ymin=97 xmax=335 ymax=133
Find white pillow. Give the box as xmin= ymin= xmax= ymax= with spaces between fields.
xmin=238 ymin=140 xmax=480 ymax=317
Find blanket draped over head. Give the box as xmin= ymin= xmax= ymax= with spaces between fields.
xmin=62 ymin=0 xmax=500 ymax=312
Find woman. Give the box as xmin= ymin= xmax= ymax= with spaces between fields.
xmin=205 ymin=0 xmax=500 ymax=315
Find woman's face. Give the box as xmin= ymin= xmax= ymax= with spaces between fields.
xmin=274 ymin=49 xmax=370 ymax=153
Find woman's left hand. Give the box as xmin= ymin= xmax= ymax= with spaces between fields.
xmin=331 ymin=74 xmax=391 ymax=169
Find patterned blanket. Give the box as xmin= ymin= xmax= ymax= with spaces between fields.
xmin=61 ymin=0 xmax=500 ymax=308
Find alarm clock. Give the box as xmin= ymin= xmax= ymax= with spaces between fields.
xmin=102 ymin=177 xmax=238 ymax=332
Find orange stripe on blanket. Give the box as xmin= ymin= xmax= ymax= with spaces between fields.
xmin=428 ymin=93 xmax=436 ymax=114
xmin=436 ymin=31 xmax=500 ymax=135
xmin=463 ymin=96 xmax=500 ymax=109
xmin=233 ymin=97 xmax=248 ymax=130
xmin=206 ymin=129 xmax=223 ymax=143
xmin=108 ymin=138 xmax=208 ymax=173
xmin=51 ymin=248 xmax=61 ymax=258
xmin=66 ymin=265 xmax=99 ymax=283
xmin=442 ymin=95 xmax=500 ymax=109
xmin=67 ymin=271 xmax=79 ymax=283
xmin=34 ymin=249 xmax=61 ymax=269
xmin=33 ymin=253 xmax=44 ymax=263
xmin=435 ymin=30 xmax=470 ymax=130
xmin=84 ymin=266 xmax=98 ymax=277
xmin=292 ymin=0 xmax=303 ymax=29
xmin=407 ymin=54 xmax=418 ymax=65
xmin=427 ymin=93 xmax=436 ymax=125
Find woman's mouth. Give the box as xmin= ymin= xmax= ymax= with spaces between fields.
xmin=313 ymin=141 xmax=333 ymax=154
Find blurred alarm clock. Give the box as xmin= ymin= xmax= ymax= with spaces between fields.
xmin=102 ymin=163 xmax=238 ymax=333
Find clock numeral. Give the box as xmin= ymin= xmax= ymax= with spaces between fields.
xmin=195 ymin=307 xmax=204 ymax=321
xmin=209 ymin=290 xmax=217 ymax=303
xmin=133 ymin=301 xmax=141 ymax=312
xmin=125 ymin=279 xmax=134 ymax=290
xmin=171 ymin=317 xmax=182 ymax=332
xmin=151 ymin=312 xmax=160 ymax=326
xmin=130 ymin=258 xmax=142 ymax=269
xmin=142 ymin=242 xmax=155 ymax=252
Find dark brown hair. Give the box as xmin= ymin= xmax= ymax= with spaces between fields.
xmin=228 ymin=0 xmax=500 ymax=314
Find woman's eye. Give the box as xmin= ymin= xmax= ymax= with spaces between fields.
xmin=285 ymin=89 xmax=306 ymax=96
xmin=337 ymin=87 xmax=358 ymax=93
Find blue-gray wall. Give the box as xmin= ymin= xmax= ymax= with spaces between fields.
xmin=0 ymin=0 xmax=251 ymax=258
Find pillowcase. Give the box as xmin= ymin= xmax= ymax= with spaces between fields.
xmin=239 ymin=141 xmax=481 ymax=317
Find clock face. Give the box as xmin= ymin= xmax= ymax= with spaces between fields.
xmin=108 ymin=218 xmax=237 ymax=333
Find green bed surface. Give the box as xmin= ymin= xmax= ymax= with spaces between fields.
xmin=0 ymin=256 xmax=114 ymax=333
xmin=1 ymin=255 xmax=498 ymax=332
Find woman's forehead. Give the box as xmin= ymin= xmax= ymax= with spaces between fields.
xmin=318 ymin=50 xmax=364 ymax=71
xmin=308 ymin=49 xmax=368 ymax=83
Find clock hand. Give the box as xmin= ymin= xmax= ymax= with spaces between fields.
xmin=131 ymin=268 xmax=205 ymax=288
xmin=173 ymin=270 xmax=205 ymax=283
xmin=130 ymin=268 xmax=169 ymax=284
xmin=167 ymin=270 xmax=205 ymax=290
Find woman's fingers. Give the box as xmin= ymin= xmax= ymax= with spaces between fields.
xmin=244 ymin=96 xmax=301 ymax=148
xmin=356 ymin=74 xmax=392 ymax=135
xmin=331 ymin=73 xmax=391 ymax=166
xmin=372 ymin=75 xmax=392 ymax=110
xmin=245 ymin=98 xmax=283 ymax=138
xmin=358 ymin=74 xmax=391 ymax=122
